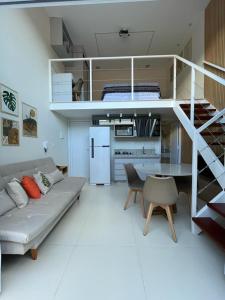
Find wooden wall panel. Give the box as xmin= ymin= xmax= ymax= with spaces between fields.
xmin=181 ymin=126 xmax=192 ymax=164
xmin=205 ymin=0 xmax=225 ymax=110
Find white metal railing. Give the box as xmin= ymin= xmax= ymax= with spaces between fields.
xmin=203 ymin=60 xmax=225 ymax=73
xmin=49 ymin=54 xmax=225 ymax=105
xmin=49 ymin=54 xmax=175 ymax=103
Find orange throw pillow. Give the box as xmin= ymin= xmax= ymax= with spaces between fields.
xmin=21 ymin=176 xmax=41 ymax=199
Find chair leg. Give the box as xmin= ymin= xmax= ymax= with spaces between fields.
xmin=134 ymin=191 xmax=137 ymax=203
xmin=143 ymin=203 xmax=154 ymax=236
xmin=169 ymin=205 xmax=174 ymax=223
xmin=124 ymin=189 xmax=133 ymax=210
xmin=139 ymin=192 xmax=146 ymax=218
xmin=165 ymin=206 xmax=177 ymax=242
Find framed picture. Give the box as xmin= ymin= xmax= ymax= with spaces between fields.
xmin=2 ymin=118 xmax=19 ymax=146
xmin=0 ymin=83 xmax=19 ymax=116
xmin=22 ymin=102 xmax=37 ymax=138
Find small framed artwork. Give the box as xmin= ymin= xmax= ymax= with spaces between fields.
xmin=0 ymin=83 xmax=19 ymax=116
xmin=22 ymin=102 xmax=37 ymax=138
xmin=2 ymin=118 xmax=20 ymax=146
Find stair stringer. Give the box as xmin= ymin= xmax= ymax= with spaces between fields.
xmin=174 ymin=104 xmax=225 ymax=189
xmin=173 ymin=104 xmax=225 ymax=227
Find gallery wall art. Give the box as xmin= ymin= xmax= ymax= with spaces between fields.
xmin=22 ymin=102 xmax=37 ymax=138
xmin=2 ymin=118 xmax=19 ymax=146
xmin=0 ymin=83 xmax=19 ymax=116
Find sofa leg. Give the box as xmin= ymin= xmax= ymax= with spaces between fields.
xmin=30 ymin=249 xmax=38 ymax=260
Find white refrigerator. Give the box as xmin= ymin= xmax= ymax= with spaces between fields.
xmin=89 ymin=127 xmax=111 ymax=185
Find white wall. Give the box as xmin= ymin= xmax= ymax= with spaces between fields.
xmin=0 ymin=8 xmax=68 ymax=165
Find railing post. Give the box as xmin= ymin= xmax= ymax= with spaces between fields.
xmin=131 ymin=57 xmax=134 ymax=100
xmin=191 ymin=131 xmax=198 ymax=234
xmin=173 ymin=56 xmax=177 ymax=100
xmin=89 ymin=59 xmax=93 ymax=101
xmin=190 ymin=67 xmax=196 ymax=125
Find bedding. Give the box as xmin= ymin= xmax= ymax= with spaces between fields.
xmin=101 ymin=83 xmax=161 ymax=101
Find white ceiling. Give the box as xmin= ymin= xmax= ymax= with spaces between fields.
xmin=46 ymin=0 xmax=209 ymax=57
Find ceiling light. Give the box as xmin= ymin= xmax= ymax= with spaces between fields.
xmin=119 ymin=29 xmax=130 ymax=38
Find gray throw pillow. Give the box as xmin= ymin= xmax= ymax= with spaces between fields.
xmin=46 ymin=169 xmax=64 ymax=185
xmin=33 ymin=172 xmax=52 ymax=194
xmin=0 ymin=189 xmax=16 ymax=216
xmin=6 ymin=179 xmax=29 ymax=208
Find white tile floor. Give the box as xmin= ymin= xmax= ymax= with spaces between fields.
xmin=1 ymin=183 xmax=225 ymax=300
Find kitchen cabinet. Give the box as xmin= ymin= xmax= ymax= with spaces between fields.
xmin=114 ymin=157 xmax=160 ymax=181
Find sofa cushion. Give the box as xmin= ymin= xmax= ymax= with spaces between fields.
xmin=51 ymin=177 xmax=86 ymax=195
xmin=34 ymin=172 xmax=52 ymax=195
xmin=46 ymin=169 xmax=64 ymax=185
xmin=0 ymin=190 xmax=75 ymax=244
xmin=0 ymin=189 xmax=16 ymax=216
xmin=21 ymin=176 xmax=41 ymax=199
xmin=6 ymin=179 xmax=29 ymax=208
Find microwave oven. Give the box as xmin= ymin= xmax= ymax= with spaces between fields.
xmin=115 ymin=125 xmax=133 ymax=137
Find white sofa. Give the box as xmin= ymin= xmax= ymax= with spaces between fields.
xmin=0 ymin=157 xmax=86 ymax=260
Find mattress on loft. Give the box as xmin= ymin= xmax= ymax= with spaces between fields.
xmin=101 ymin=83 xmax=161 ymax=101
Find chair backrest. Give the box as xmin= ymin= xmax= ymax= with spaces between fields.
xmin=143 ymin=176 xmax=178 ymax=205
xmin=124 ymin=163 xmax=141 ymax=186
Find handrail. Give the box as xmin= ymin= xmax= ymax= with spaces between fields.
xmin=175 ymin=55 xmax=225 ymax=87
xmin=203 ymin=60 xmax=225 ymax=73
xmin=49 ymin=54 xmax=175 ymax=62
xmin=197 ymin=107 xmax=225 ymax=133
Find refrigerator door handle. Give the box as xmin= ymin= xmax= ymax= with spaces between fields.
xmin=102 ymin=145 xmax=110 ymax=147
xmin=91 ymin=138 xmax=94 ymax=158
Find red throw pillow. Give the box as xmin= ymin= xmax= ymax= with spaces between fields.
xmin=21 ymin=176 xmax=41 ymax=199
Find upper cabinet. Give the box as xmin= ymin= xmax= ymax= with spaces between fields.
xmin=50 ymin=17 xmax=74 ymax=58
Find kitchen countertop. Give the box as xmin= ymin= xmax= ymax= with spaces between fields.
xmin=114 ymin=154 xmax=161 ymax=159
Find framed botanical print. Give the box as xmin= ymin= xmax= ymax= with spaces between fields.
xmin=0 ymin=83 xmax=19 ymax=116
xmin=22 ymin=102 xmax=37 ymax=138
xmin=2 ymin=118 xmax=20 ymax=146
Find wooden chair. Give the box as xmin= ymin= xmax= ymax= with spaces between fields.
xmin=143 ymin=176 xmax=178 ymax=242
xmin=123 ymin=163 xmax=145 ymax=218
xmin=174 ymin=176 xmax=192 ymax=211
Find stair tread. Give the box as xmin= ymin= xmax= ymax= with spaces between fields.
xmin=192 ymin=217 xmax=225 ymax=251
xmin=195 ymin=123 xmax=222 ymax=128
xmin=180 ymin=103 xmax=210 ymax=108
xmin=207 ymin=203 xmax=225 ymax=218
xmin=201 ymin=131 xmax=224 ymax=136
xmin=183 ymin=108 xmax=216 ymax=113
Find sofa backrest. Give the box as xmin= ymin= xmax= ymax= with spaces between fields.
xmin=0 ymin=157 xmax=57 ymax=190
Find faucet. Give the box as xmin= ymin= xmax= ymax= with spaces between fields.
xmin=142 ymin=146 xmax=146 ymax=155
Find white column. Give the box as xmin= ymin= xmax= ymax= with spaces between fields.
xmin=131 ymin=57 xmax=134 ymax=100
xmin=191 ymin=131 xmax=199 ymax=234
xmin=173 ymin=57 xmax=177 ymax=100
xmin=89 ymin=59 xmax=93 ymax=101
xmin=48 ymin=60 xmax=53 ymax=103
xmin=190 ymin=67 xmax=196 ymax=125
